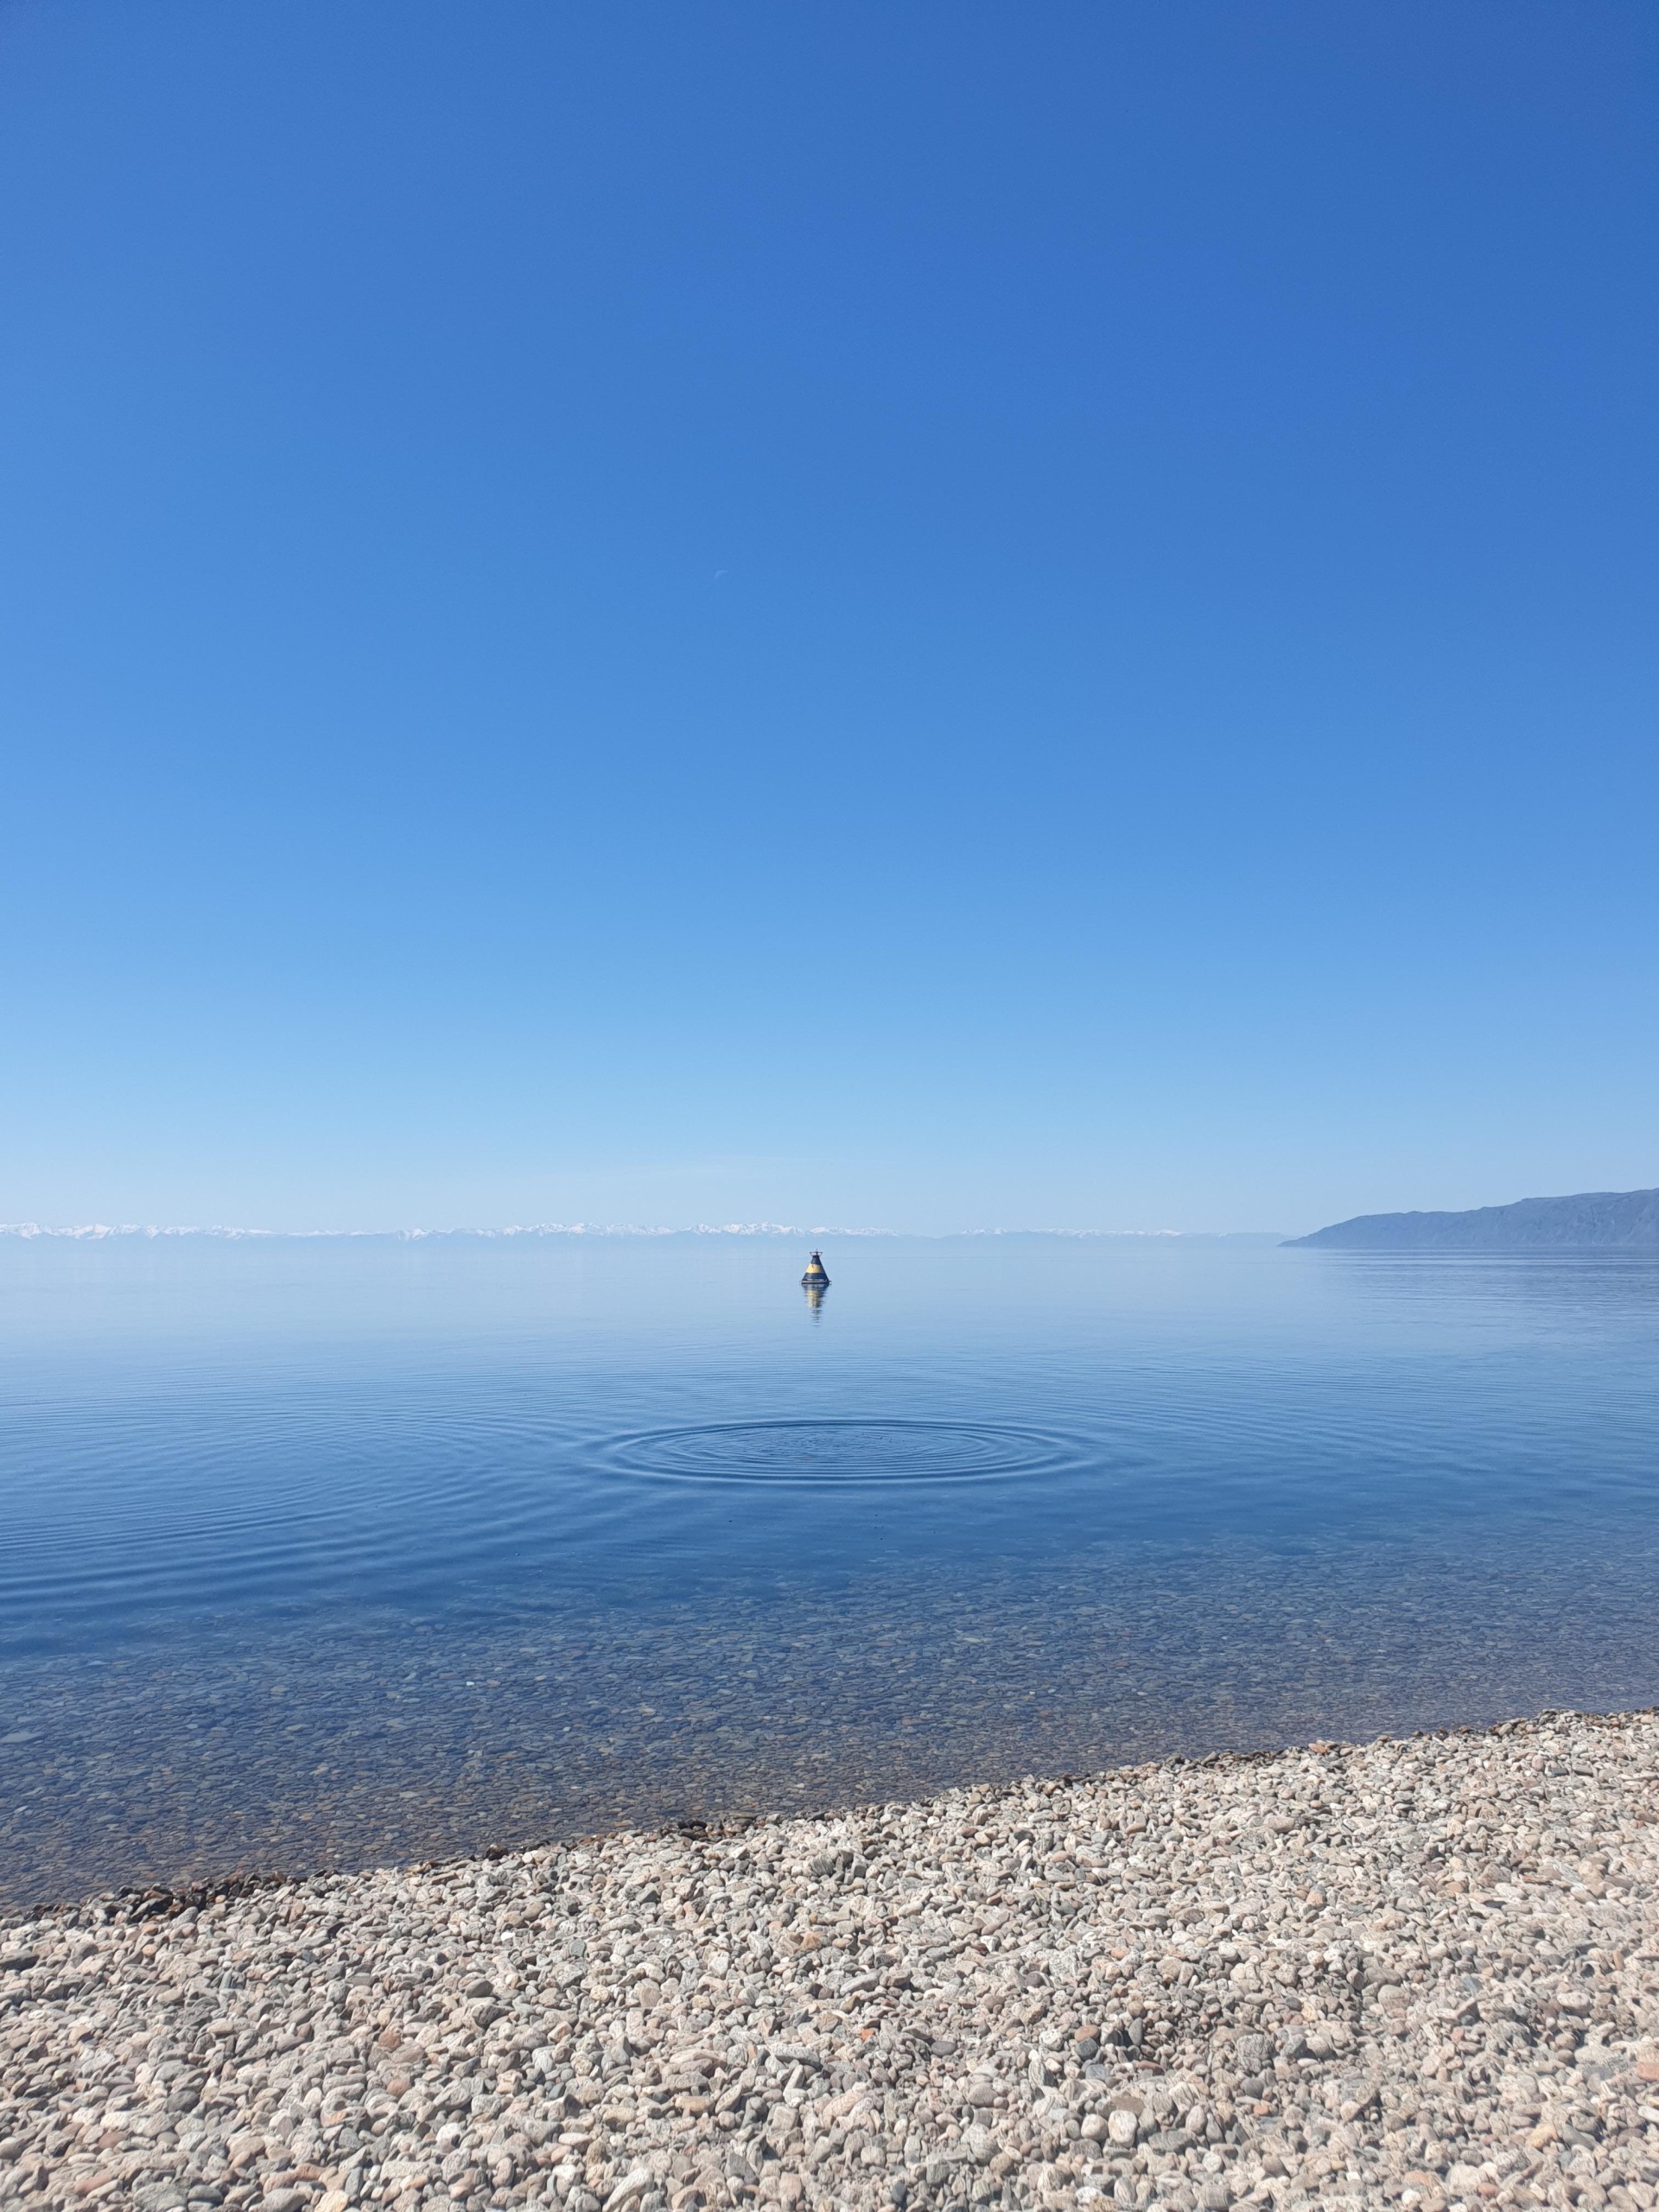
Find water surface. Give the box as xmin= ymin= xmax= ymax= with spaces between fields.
xmin=2 ymin=1233 xmax=1656 ymax=1910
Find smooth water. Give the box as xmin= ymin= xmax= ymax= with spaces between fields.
xmin=2 ymin=1233 xmax=1656 ymax=1910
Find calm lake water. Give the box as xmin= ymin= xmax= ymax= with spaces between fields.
xmin=3 ymin=1232 xmax=1656 ymax=1910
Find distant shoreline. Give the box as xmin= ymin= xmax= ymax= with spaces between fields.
xmin=1290 ymin=1185 xmax=1659 ymax=1250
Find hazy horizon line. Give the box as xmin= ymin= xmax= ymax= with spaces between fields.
xmin=0 ymin=1221 xmax=1284 ymax=1243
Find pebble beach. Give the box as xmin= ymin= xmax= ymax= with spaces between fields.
xmin=5 ymin=1710 xmax=1658 ymax=2212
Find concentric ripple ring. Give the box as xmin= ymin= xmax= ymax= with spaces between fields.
xmin=599 ymin=1417 xmax=1085 ymax=1487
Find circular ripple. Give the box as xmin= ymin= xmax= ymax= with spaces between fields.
xmin=601 ymin=1417 xmax=1083 ymax=1487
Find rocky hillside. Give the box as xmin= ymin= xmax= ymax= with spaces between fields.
xmin=1289 ymin=1187 xmax=1659 ymax=1249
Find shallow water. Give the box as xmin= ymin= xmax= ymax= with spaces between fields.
xmin=2 ymin=1232 xmax=1656 ymax=1910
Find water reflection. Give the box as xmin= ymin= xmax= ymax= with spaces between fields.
xmin=3 ymin=1233 xmax=1658 ymax=1907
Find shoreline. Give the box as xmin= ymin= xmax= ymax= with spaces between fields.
xmin=3 ymin=1710 xmax=1657 ymax=2212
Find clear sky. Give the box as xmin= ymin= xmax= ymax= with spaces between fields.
xmin=3 ymin=1 xmax=1656 ymax=1234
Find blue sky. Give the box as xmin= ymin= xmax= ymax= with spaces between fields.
xmin=3 ymin=1 xmax=1656 ymax=1233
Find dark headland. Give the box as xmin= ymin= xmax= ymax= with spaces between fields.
xmin=1288 ymin=1184 xmax=1659 ymax=1248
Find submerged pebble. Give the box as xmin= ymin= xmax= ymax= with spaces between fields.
xmin=10 ymin=1531 xmax=1659 ymax=1917
xmin=5 ymin=1707 xmax=1659 ymax=2212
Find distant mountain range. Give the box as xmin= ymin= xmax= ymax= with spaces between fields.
xmin=1288 ymin=1187 xmax=1659 ymax=1249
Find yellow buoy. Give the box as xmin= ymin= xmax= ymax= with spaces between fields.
xmin=801 ymin=1249 xmax=830 ymax=1287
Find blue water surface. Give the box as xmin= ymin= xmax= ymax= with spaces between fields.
xmin=1 ymin=1232 xmax=1655 ymax=1908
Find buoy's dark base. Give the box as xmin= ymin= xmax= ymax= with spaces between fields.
xmin=801 ymin=1272 xmax=830 ymax=1288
